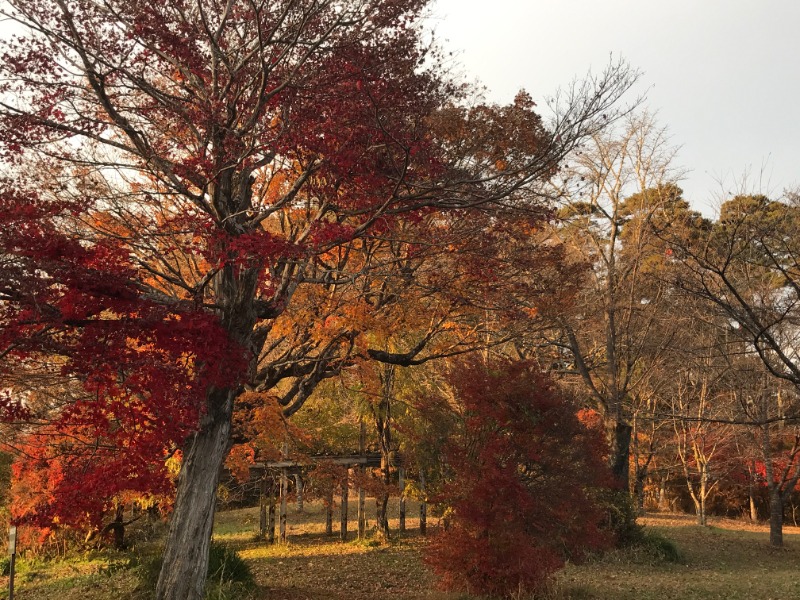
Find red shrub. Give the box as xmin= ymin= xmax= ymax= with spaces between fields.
xmin=425 ymin=359 xmax=613 ymax=598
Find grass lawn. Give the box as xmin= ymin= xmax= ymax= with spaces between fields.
xmin=3 ymin=504 xmax=800 ymax=599
xmin=555 ymin=513 xmax=800 ymax=600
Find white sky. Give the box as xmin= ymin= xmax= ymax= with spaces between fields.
xmin=431 ymin=0 xmax=800 ymax=215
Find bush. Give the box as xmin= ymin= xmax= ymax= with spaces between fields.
xmin=424 ymin=359 xmax=615 ymax=599
xmin=636 ymin=530 xmax=682 ymax=563
xmin=206 ymin=541 xmax=253 ymax=589
xmin=0 ymin=555 xmax=9 ymax=576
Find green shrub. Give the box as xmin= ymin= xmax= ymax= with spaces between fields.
xmin=0 ymin=555 xmax=9 ymax=576
xmin=637 ymin=530 xmax=682 ymax=563
xmin=206 ymin=541 xmax=253 ymax=588
xmin=601 ymin=489 xmax=644 ymax=547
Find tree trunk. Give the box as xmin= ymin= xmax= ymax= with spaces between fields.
xmin=631 ymin=414 xmax=644 ymax=513
xmin=608 ymin=419 xmax=632 ymax=491
xmin=376 ymin=449 xmax=390 ymax=540
xmin=111 ymin=504 xmax=125 ymax=550
xmin=633 ymin=470 xmax=646 ymax=514
xmin=376 ymin=492 xmax=390 ymax=540
xmin=690 ymin=497 xmax=702 ymax=525
xmin=698 ymin=468 xmax=707 ymax=526
xmin=155 ymin=393 xmax=232 ymax=600
xmin=769 ymin=490 xmax=784 ymax=547
xmin=374 ymin=365 xmax=394 ymax=540
xmin=658 ymin=476 xmax=669 ymax=512
xmin=684 ymin=467 xmax=702 ymax=526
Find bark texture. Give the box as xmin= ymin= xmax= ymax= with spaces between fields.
xmin=155 ymin=392 xmax=233 ymax=600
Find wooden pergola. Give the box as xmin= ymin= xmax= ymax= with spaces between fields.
xmin=248 ymin=452 xmax=426 ymax=542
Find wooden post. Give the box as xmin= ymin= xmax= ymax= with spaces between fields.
xmin=9 ymin=525 xmax=17 ymax=600
xmin=358 ymin=417 xmax=366 ymax=539
xmin=325 ymin=486 xmax=334 ymax=536
xmin=280 ymin=443 xmax=288 ymax=543
xmin=398 ymin=467 xmax=406 ymax=533
xmin=340 ymin=468 xmax=349 ymax=542
xmin=419 ymin=469 xmax=427 ymax=536
xmin=295 ymin=473 xmax=304 ymax=513
xmin=267 ymin=476 xmax=276 ymax=543
xmin=259 ymin=474 xmax=267 ymax=540
xmin=357 ymin=482 xmax=366 ymax=539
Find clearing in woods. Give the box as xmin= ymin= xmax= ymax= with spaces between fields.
xmin=2 ymin=503 xmax=800 ymax=599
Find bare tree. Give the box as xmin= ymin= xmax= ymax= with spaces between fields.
xmin=548 ymin=111 xmax=683 ymax=490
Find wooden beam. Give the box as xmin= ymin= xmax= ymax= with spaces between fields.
xmin=251 ymin=453 xmax=389 ymax=470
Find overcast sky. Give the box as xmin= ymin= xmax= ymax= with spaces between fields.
xmin=431 ymin=0 xmax=800 ymax=215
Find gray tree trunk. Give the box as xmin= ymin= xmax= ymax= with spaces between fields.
xmin=155 ymin=391 xmax=233 ymax=600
